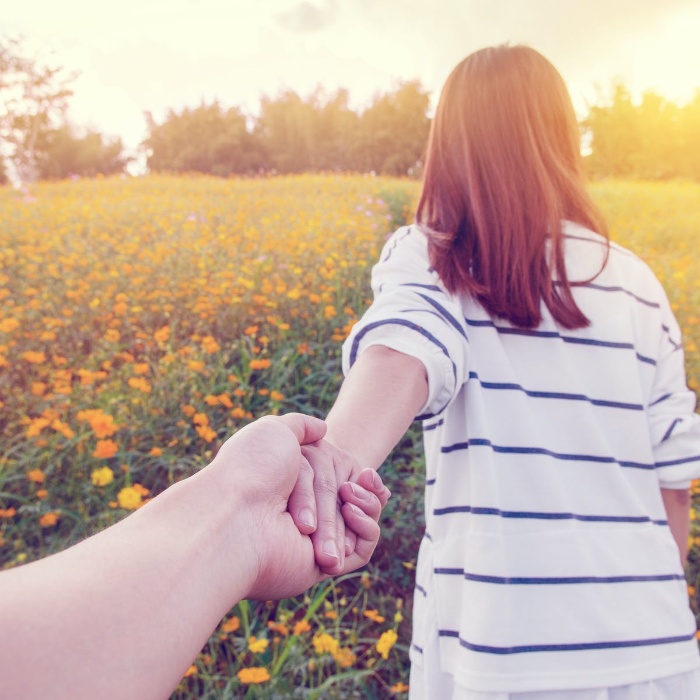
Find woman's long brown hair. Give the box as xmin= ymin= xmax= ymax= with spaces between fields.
xmin=416 ymin=45 xmax=608 ymax=329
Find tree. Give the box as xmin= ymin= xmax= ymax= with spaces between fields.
xmin=0 ymin=36 xmax=76 ymax=183
xmin=35 ymin=125 xmax=128 ymax=180
xmin=144 ymin=101 xmax=265 ymax=176
xmin=356 ymin=81 xmax=431 ymax=176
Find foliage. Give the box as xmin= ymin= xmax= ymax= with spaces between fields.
xmin=583 ymin=83 xmax=700 ymax=181
xmin=35 ymin=125 xmax=129 ymax=180
xmin=145 ymin=82 xmax=431 ymax=177
xmin=144 ymin=102 xmax=266 ymax=176
xmin=0 ymin=35 xmax=76 ymax=183
xmin=0 ymin=175 xmax=698 ymax=698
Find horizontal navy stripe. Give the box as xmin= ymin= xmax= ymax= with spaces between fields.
xmin=411 ymin=642 xmax=424 ymax=654
xmin=656 ymin=453 xmax=700 ymax=468
xmin=439 ymin=630 xmax=697 ymax=655
xmin=434 ymin=569 xmax=683 ymax=584
xmin=468 ymin=371 xmax=643 ymax=411
xmin=423 ymin=418 xmax=444 ymax=431
xmin=432 ymin=504 xmax=666 ymax=526
xmin=415 ymin=583 xmax=428 ymax=597
xmin=426 ymin=478 xmax=436 ymax=485
xmin=582 ymin=282 xmax=659 ymax=309
xmin=440 ymin=437 xmax=654 ymax=470
xmin=463 ymin=318 xmax=656 ymax=366
xmin=402 ymin=282 xmax=442 ymax=293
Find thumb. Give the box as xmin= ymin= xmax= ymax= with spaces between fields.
xmin=275 ymin=413 xmax=327 ymax=446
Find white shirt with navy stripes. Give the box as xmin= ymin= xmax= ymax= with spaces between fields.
xmin=342 ymin=222 xmax=700 ymax=693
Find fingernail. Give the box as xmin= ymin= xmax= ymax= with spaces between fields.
xmin=349 ymin=503 xmax=365 ymax=517
xmin=371 ymin=471 xmax=382 ymax=490
xmin=323 ymin=539 xmax=340 ymax=561
xmin=350 ymin=482 xmax=370 ymax=500
xmin=345 ymin=536 xmax=353 ymax=555
xmin=299 ymin=508 xmax=315 ymax=528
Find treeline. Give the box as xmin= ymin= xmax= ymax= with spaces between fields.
xmin=2 ymin=36 xmax=700 ymax=184
xmin=143 ymin=83 xmax=430 ymax=176
xmin=584 ymin=83 xmax=700 ymax=180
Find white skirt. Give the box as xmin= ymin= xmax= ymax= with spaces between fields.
xmin=409 ymin=663 xmax=700 ymax=699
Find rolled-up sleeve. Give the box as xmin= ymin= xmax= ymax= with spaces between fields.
xmin=342 ymin=226 xmax=470 ymax=420
xmin=648 ymin=293 xmax=700 ymax=488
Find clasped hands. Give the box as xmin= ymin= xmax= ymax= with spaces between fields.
xmin=210 ymin=413 xmax=389 ymax=601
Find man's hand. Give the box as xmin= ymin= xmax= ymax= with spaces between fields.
xmin=209 ymin=414 xmax=388 ymax=600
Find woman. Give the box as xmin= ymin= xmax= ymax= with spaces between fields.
xmin=296 ymin=44 xmax=700 ymax=699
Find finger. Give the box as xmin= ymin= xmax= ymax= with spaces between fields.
xmin=287 ymin=454 xmax=317 ymax=535
xmin=302 ymin=444 xmax=345 ymax=575
xmin=276 ymin=413 xmax=327 ymax=446
xmin=344 ymin=526 xmax=357 ymax=557
xmin=338 ymin=481 xmax=383 ymax=522
xmin=355 ymin=468 xmax=391 ymax=509
xmin=340 ymin=502 xmax=381 ymax=571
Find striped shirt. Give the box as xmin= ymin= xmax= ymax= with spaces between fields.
xmin=342 ymin=223 xmax=700 ymax=693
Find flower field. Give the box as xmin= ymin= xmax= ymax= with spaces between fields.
xmin=1 ymin=174 xmax=699 ymax=698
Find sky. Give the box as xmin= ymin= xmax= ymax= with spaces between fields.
xmin=4 ymin=0 xmax=700 ymax=154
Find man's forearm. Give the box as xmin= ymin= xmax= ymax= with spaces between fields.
xmin=0 ymin=471 xmax=252 ymax=700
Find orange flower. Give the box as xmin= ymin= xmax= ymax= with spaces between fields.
xmin=293 ymin=619 xmax=311 ymax=635
xmin=154 ymin=326 xmax=170 ymax=343
xmin=27 ymin=468 xmax=46 ymax=483
xmin=221 ymin=616 xmax=240 ymax=633
xmin=184 ymin=664 xmax=197 ymax=677
xmin=364 ymin=609 xmax=386 ymax=623
xmin=148 ymin=447 xmax=163 ymax=457
xmin=196 ymin=425 xmax=217 ymax=443
xmin=36 ymin=489 xmax=48 ymax=499
xmin=77 ymin=409 xmax=120 ymax=438
xmin=249 ymin=359 xmax=271 ymax=370
xmin=39 ymin=512 xmax=59 ymax=527
xmin=21 ymin=350 xmax=46 ymax=364
xmin=237 ymin=667 xmax=270 ymax=685
xmin=0 ymin=508 xmax=17 ymax=519
xmin=128 ymin=377 xmax=152 ymax=393
xmin=390 ymin=682 xmax=410 ymax=694
xmin=93 ymin=439 xmax=119 ymax=459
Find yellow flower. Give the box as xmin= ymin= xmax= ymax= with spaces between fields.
xmin=376 ymin=629 xmax=398 ymax=660
xmin=237 ymin=667 xmax=270 ymax=685
xmin=93 ymin=439 xmax=119 ymax=459
xmin=91 ymin=466 xmax=115 ymax=487
xmin=117 ymin=486 xmax=143 ymax=510
xmin=183 ymin=664 xmax=197 ymax=677
xmin=247 ymin=636 xmax=269 ymax=654
xmin=104 ymin=329 xmax=121 ymax=342
xmin=313 ymin=633 xmax=339 ymax=656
